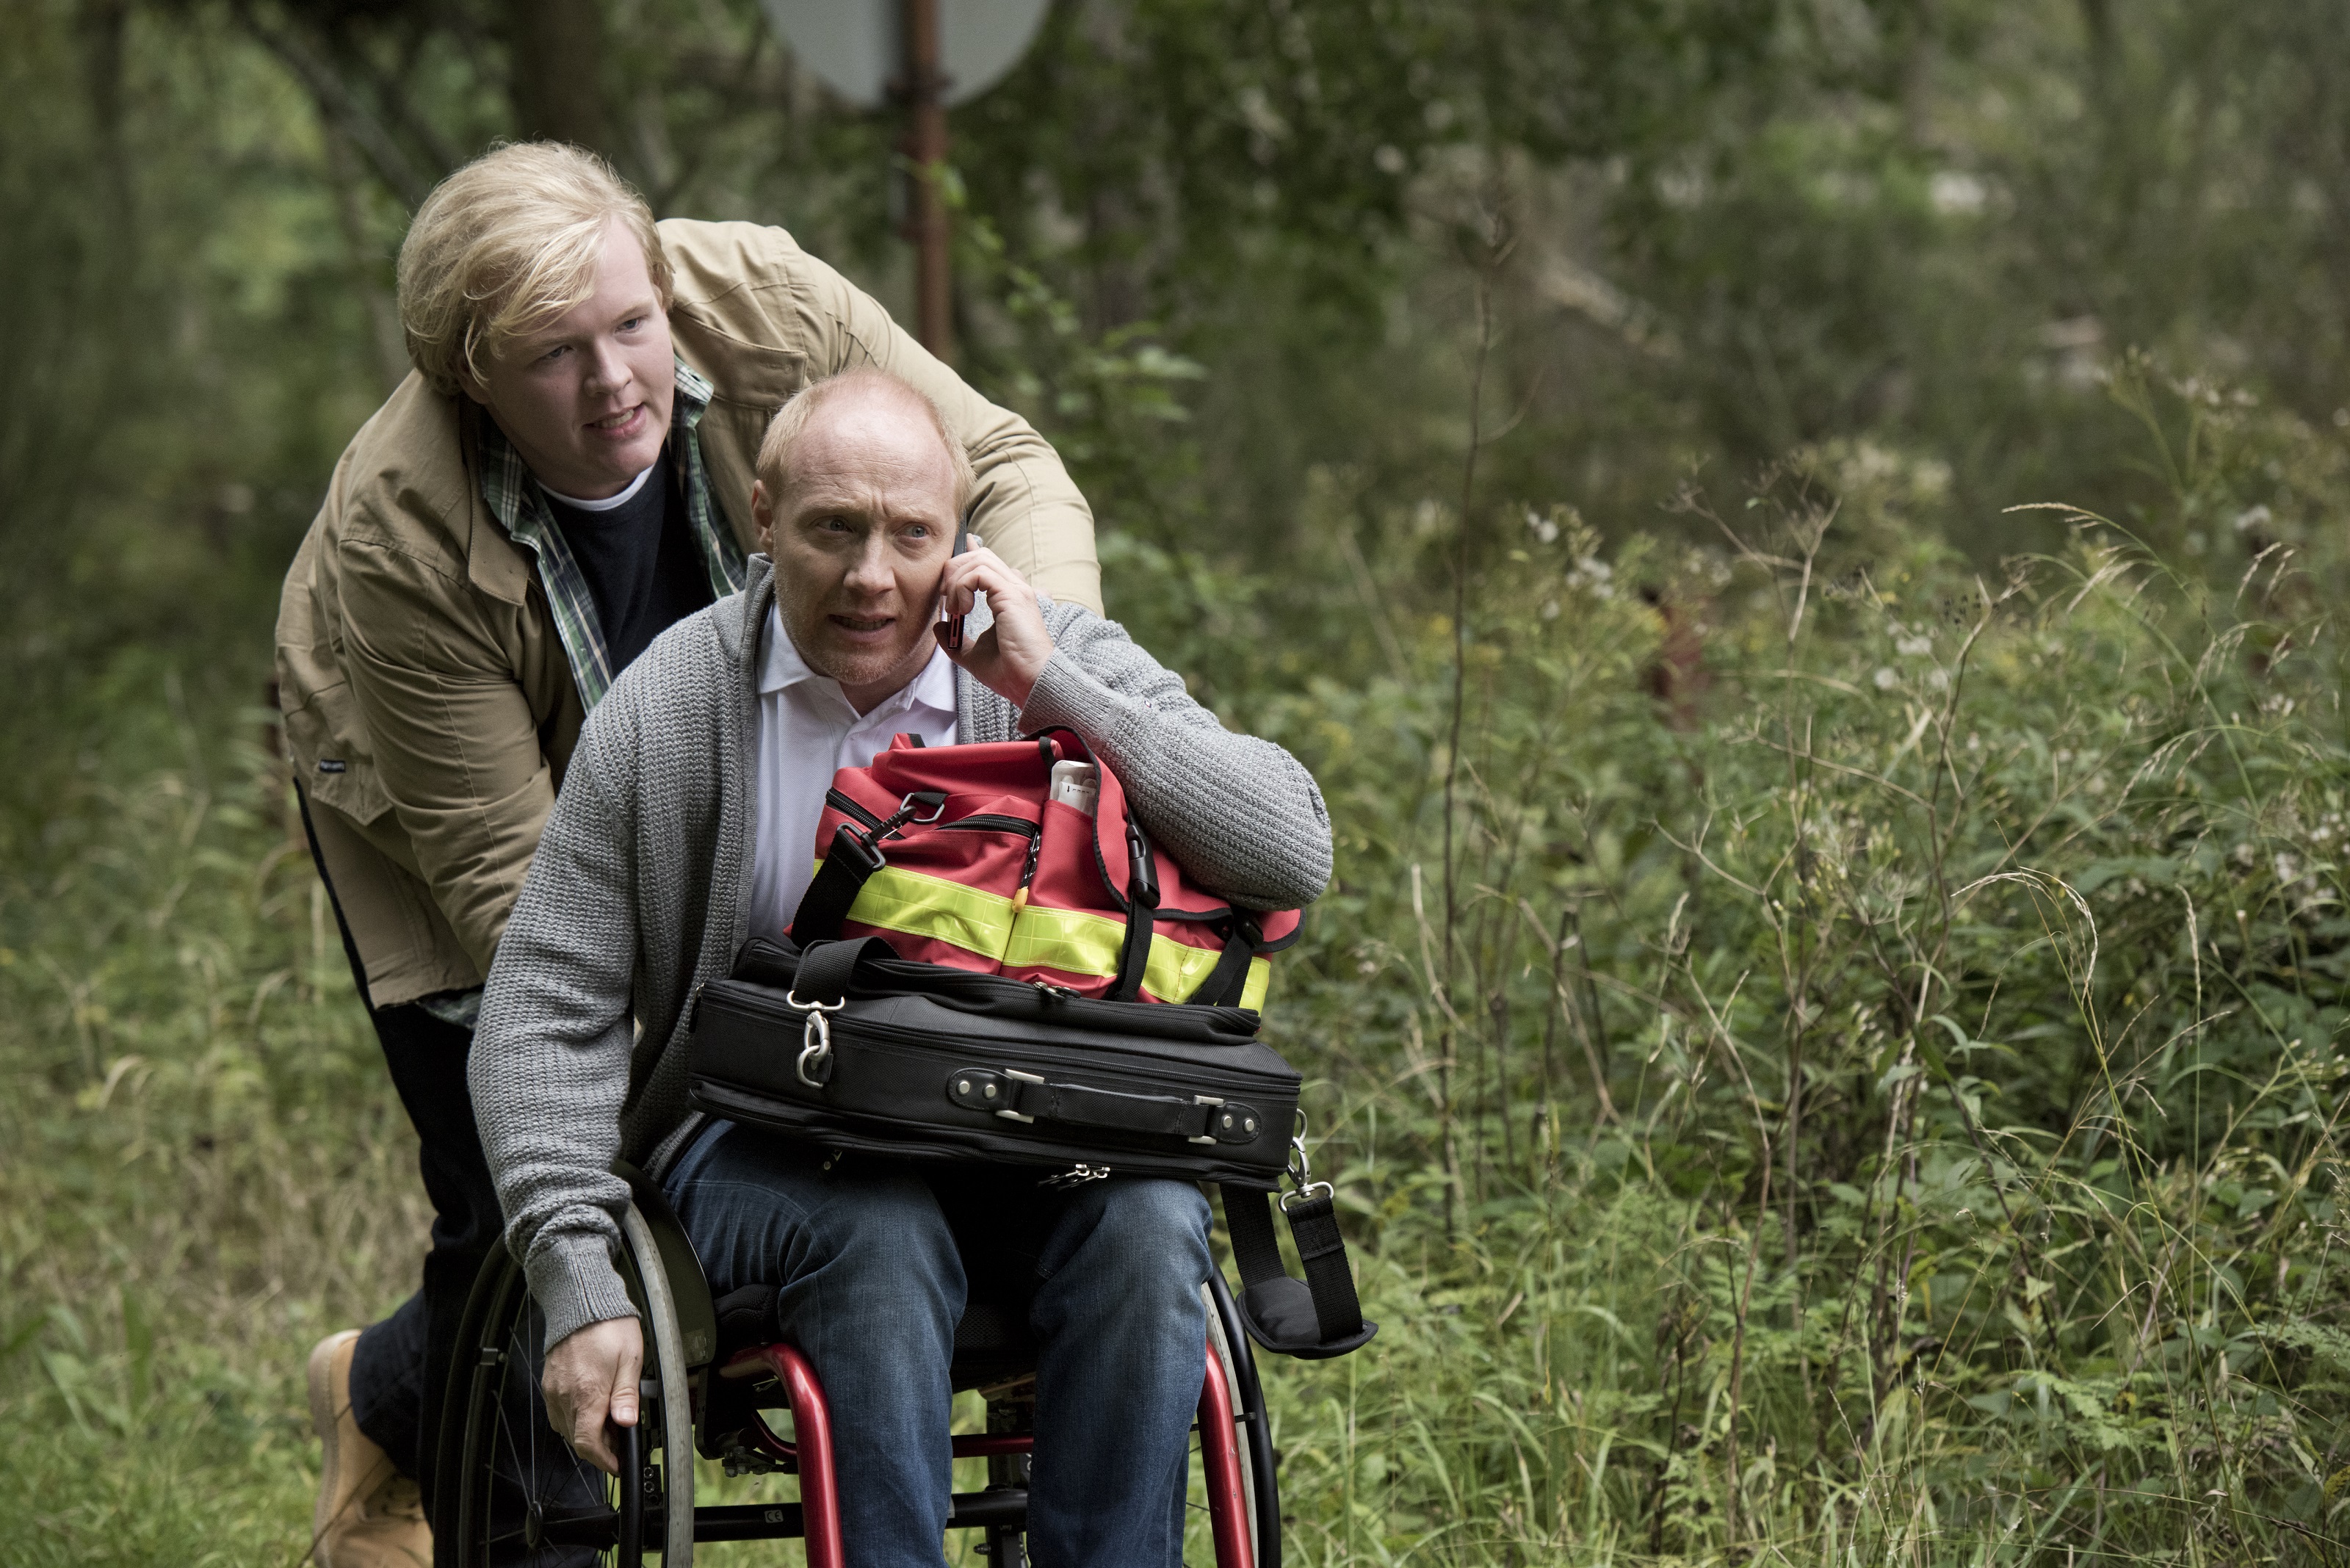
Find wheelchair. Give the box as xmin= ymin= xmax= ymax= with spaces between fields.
xmin=433 ymin=1163 xmax=1283 ymax=1567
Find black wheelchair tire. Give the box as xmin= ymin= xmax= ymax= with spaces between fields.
xmin=1207 ymin=1269 xmax=1282 ymax=1568
xmin=436 ymin=1229 xmax=672 ymax=1567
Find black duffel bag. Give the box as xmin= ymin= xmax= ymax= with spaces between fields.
xmin=689 ymin=933 xmax=1376 ymax=1359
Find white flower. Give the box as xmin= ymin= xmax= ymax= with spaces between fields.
xmin=1566 ymin=556 xmax=1614 ymax=600
xmin=1930 ymin=170 xmax=1988 ymax=215
xmin=2233 ymin=504 xmax=2273 ymax=533
xmin=1897 ymin=634 xmax=1934 ymax=657
xmin=1527 ymin=508 xmax=1559 ymax=545
xmin=1873 ymin=667 xmax=1898 ymax=690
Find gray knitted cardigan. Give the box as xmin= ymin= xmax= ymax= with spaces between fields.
xmin=469 ymin=553 xmax=1334 ymax=1349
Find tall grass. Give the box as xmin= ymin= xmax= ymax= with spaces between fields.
xmin=8 ymin=372 xmax=2350 ymax=1564
xmin=1243 ymin=370 xmax=2350 ymax=1564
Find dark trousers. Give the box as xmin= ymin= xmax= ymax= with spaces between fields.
xmin=300 ymin=792 xmax=502 ymax=1507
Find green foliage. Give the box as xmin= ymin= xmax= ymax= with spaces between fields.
xmin=1201 ymin=369 xmax=2350 ymax=1561
xmin=17 ymin=0 xmax=2350 ymax=1561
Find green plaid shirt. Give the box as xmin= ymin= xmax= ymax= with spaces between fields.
xmin=477 ymin=359 xmax=748 ymax=710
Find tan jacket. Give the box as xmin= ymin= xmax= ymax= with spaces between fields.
xmin=277 ymin=218 xmax=1101 ymax=1009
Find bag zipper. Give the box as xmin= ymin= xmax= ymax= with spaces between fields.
xmin=934 ymin=814 xmax=1041 ymax=836
xmin=825 ymin=789 xmax=887 ymax=834
xmin=723 ymin=939 xmax=1260 ymax=1040
xmin=928 ymin=815 xmax=1046 ymax=908
xmin=702 ymin=994 xmax=1287 ymax=1093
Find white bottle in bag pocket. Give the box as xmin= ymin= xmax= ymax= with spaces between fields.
xmin=1048 ymin=759 xmax=1099 ymax=817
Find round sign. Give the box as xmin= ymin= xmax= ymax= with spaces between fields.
xmin=761 ymin=0 xmax=1053 ymax=109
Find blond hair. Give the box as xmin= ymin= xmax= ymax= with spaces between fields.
xmin=756 ymin=368 xmax=977 ymax=516
xmin=396 ymin=142 xmax=673 ymax=395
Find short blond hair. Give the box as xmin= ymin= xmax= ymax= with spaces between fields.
xmin=756 ymin=368 xmax=977 ymax=516
xmin=396 ymin=142 xmax=673 ymax=395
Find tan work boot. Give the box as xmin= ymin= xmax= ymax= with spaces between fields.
xmin=307 ymin=1329 xmax=432 ymax=1568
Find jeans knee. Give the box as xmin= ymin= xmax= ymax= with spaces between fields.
xmin=1051 ymin=1180 xmax=1212 ymax=1301
xmin=790 ymin=1171 xmax=961 ymax=1296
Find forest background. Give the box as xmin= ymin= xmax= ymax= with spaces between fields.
xmin=11 ymin=0 xmax=2350 ymax=1563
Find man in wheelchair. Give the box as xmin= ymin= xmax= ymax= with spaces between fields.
xmin=468 ymin=366 xmax=1332 ymax=1565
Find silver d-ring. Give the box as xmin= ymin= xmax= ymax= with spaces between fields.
xmin=784 ymin=990 xmax=845 ymax=1015
xmin=795 ymin=1010 xmax=834 ymax=1088
xmin=1280 ymin=1180 xmax=1335 ymax=1213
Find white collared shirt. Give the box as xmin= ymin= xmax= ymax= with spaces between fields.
xmin=748 ymin=604 xmax=960 ymax=944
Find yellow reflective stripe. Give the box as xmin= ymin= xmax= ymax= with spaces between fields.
xmin=1007 ymin=908 xmax=1269 ymax=1004
xmin=825 ymin=859 xmax=1280 ymax=1006
xmin=1144 ymin=934 xmax=1224 ymax=1003
xmin=1005 ymin=904 xmax=1124 ymax=978
xmin=833 ymin=861 xmax=1018 ymax=960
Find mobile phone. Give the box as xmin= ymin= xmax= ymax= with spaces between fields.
xmin=939 ymin=513 xmax=972 ymax=651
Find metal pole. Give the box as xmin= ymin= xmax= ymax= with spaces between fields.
xmin=902 ymin=0 xmax=952 ymax=361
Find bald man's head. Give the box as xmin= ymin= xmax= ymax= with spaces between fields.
xmin=749 ymin=370 xmax=974 ymax=712
xmin=754 ymin=368 xmax=975 ymax=518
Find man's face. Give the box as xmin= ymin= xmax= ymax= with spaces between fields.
xmin=754 ymin=390 xmax=959 ymax=711
xmin=462 ymin=216 xmax=674 ymax=500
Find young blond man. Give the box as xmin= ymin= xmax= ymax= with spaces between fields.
xmin=277 ymin=143 xmax=1101 ymax=1567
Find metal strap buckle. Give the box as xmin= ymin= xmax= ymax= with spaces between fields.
xmin=1280 ymin=1108 xmax=1335 ymax=1212
xmin=786 ymin=991 xmax=844 ymax=1088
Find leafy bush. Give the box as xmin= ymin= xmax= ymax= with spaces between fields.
xmin=1207 ymin=369 xmax=2350 ymax=1562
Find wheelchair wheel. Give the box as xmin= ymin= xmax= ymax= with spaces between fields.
xmin=441 ymin=1202 xmax=697 ymax=1567
xmin=1206 ymin=1271 xmax=1281 ymax=1568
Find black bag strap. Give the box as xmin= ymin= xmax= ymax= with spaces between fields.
xmin=789 ymin=935 xmax=900 ymax=1005
xmin=1190 ymin=914 xmax=1262 ymax=1007
xmin=1111 ymin=818 xmax=1160 ymax=1002
xmin=792 ymin=824 xmax=886 ymax=943
xmin=1218 ymin=1185 xmax=1376 ymax=1360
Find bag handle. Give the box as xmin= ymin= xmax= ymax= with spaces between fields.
xmin=1189 ymin=914 xmax=1262 ymax=1008
xmin=789 ymin=935 xmax=901 ymax=1005
xmin=947 ymin=1067 xmax=1265 ymax=1145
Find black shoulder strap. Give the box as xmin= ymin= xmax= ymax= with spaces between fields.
xmin=1218 ymin=1185 xmax=1377 ymax=1360
xmin=792 ymin=825 xmax=886 ymax=944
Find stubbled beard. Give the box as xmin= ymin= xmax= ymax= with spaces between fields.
xmin=787 ymin=605 xmax=930 ymax=691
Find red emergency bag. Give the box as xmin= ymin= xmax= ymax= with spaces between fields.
xmin=788 ymin=728 xmax=1301 ymax=1009
xmin=690 ymin=729 xmax=1377 ymax=1359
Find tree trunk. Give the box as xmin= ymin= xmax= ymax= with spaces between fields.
xmin=507 ymin=0 xmax=610 ymax=156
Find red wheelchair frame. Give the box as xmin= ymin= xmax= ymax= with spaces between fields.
xmin=717 ymin=1337 xmax=1256 ymax=1568
xmin=438 ymin=1167 xmax=1284 ymax=1567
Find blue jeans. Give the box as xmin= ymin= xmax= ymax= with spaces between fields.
xmin=662 ymin=1121 xmax=1212 ymax=1568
